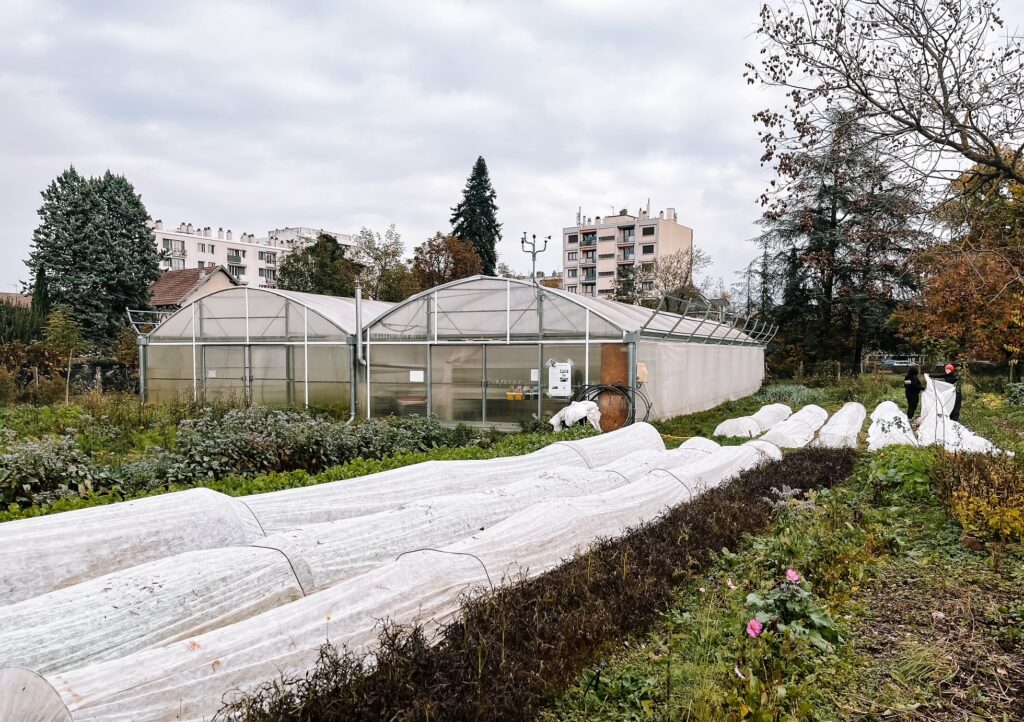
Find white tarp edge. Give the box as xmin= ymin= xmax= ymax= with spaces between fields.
xmin=712 ymin=404 xmax=792 ymax=438
xmin=866 ymin=401 xmax=918 ymax=451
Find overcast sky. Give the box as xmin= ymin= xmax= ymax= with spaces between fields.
xmin=0 ymin=0 xmax=960 ymax=294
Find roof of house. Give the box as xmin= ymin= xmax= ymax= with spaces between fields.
xmin=0 ymin=292 xmax=31 ymax=308
xmin=149 ymin=267 xmax=237 ymax=308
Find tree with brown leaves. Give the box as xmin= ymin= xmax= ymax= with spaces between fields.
xmin=411 ymin=233 xmax=483 ymax=290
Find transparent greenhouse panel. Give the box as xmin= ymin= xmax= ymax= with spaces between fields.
xmin=430 ymin=345 xmax=483 ymax=422
xmin=368 ymin=344 xmax=428 ymax=417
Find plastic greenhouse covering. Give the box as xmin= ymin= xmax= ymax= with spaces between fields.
xmin=813 ymin=402 xmax=866 ymax=449
xmin=713 ymin=403 xmax=792 ymax=437
xmin=866 ymin=401 xmax=919 ymax=451
xmin=1 ymin=431 xmax=781 ymax=722
xmin=758 ymin=405 xmax=829 ymax=448
xmin=0 ymin=443 xmax=722 ymax=674
xmin=0 ymin=425 xmax=662 ymax=606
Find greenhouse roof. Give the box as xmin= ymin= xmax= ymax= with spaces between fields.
xmin=366 ymin=276 xmax=769 ymax=345
xmin=148 ymin=287 xmax=396 ymax=342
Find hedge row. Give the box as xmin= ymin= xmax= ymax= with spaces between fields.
xmin=216 ymin=447 xmax=859 ymax=722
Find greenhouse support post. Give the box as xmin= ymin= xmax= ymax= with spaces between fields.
xmin=627 ymin=333 xmax=638 ymax=423
xmin=137 ymin=336 xmax=148 ymax=403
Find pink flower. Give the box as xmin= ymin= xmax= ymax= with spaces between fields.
xmin=746 ymin=619 xmax=764 ymax=638
xmin=785 ymin=569 xmax=801 ymax=583
xmin=698 ymin=587 xmax=706 ymax=593
xmin=726 ymin=578 xmax=738 ymax=590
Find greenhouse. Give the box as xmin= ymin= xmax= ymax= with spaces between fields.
xmin=141 ymin=277 xmax=774 ymax=425
xmin=141 ymin=287 xmax=394 ymax=408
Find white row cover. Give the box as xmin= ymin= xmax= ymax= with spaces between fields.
xmin=758 ymin=405 xmax=830 ymax=448
xmin=3 ymin=440 xmax=778 ymax=722
xmin=712 ymin=403 xmax=792 ymax=438
xmin=813 ymin=402 xmax=866 ymax=449
xmin=0 ymin=445 xmax=719 ymax=675
xmin=918 ymin=377 xmax=1006 ymax=455
xmin=866 ymin=401 xmax=919 ymax=451
xmin=0 ymin=424 xmax=664 ymax=607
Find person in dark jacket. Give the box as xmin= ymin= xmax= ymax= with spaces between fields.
xmin=904 ymin=366 xmax=924 ymax=419
xmin=942 ymin=363 xmax=962 ymax=421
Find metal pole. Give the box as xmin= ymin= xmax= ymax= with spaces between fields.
xmin=584 ymin=309 xmax=590 ymax=386
xmin=191 ymin=302 xmax=197 ymax=402
xmin=137 ymin=336 xmax=148 ymax=403
xmin=303 ymin=305 xmax=309 ymax=408
xmin=521 ymin=233 xmax=550 ymax=285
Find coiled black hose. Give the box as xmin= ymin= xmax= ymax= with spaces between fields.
xmin=571 ymin=384 xmax=653 ymax=424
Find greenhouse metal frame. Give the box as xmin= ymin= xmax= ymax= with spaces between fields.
xmin=360 ymin=277 xmax=775 ymax=425
xmin=139 ymin=277 xmax=775 ymax=425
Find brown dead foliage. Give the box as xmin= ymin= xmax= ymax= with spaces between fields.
xmin=216 ymin=448 xmax=858 ymax=722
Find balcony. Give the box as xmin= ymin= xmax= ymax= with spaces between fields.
xmin=617 ymin=254 xmax=635 ymax=263
xmin=164 ymin=247 xmax=186 ymax=259
xmin=581 ymin=272 xmax=596 ymax=282
xmin=227 ymin=255 xmax=243 ymax=265
xmin=580 ymin=237 xmax=597 ymax=247
xmin=579 ymin=257 xmax=597 ymax=267
xmin=617 ymin=239 xmax=635 ymax=248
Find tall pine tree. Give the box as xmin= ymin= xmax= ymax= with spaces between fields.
xmin=450 ymin=156 xmax=501 ymax=276
xmin=26 ymin=167 xmax=162 ymax=348
xmin=756 ymin=113 xmax=927 ymax=373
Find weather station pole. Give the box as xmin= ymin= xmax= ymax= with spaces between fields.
xmin=520 ymin=233 xmax=550 ymax=285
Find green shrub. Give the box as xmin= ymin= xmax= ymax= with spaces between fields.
xmin=1005 ymin=383 xmax=1024 ymax=407
xmin=0 ymin=434 xmax=107 ymax=506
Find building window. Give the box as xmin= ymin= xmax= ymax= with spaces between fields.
xmin=567 ymin=234 xmax=578 ymax=244
xmin=642 ymin=244 xmax=655 ymax=255
xmin=259 ymin=268 xmax=277 ymax=281
xmin=197 ymin=243 xmax=205 ymax=253
xmin=621 ymin=227 xmax=635 ymax=241
xmin=598 ymin=271 xmax=614 ymax=277
xmin=641 ymin=281 xmax=654 ymax=291
xmin=197 ymin=261 xmax=206 ymax=269
xmin=567 ymin=251 xmax=578 ymax=261
xmin=621 ymin=248 xmax=635 ymax=260
xmin=566 ymin=285 xmax=577 ymax=293
xmin=599 ymin=235 xmax=615 ymax=242
xmin=258 ymin=251 xmax=277 ymax=264
xmin=228 ymin=264 xmax=246 ymax=278
xmin=599 ymin=253 xmax=614 ymax=260
xmin=162 ymin=238 xmax=185 ymax=254
xmin=642 ymin=226 xmax=655 ymax=236
xmin=567 ymin=268 xmax=578 ymax=278
xmin=582 ymin=252 xmax=595 ymax=262
xmin=228 ymin=248 xmax=246 ymax=261
xmin=169 ymin=258 xmax=185 ymax=271
xmin=207 ymin=244 xmax=215 ymax=253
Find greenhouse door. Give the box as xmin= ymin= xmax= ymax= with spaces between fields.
xmin=249 ymin=345 xmax=292 ymax=406
xmin=202 ymin=346 xmax=247 ymax=402
xmin=430 ymin=345 xmax=483 ymax=422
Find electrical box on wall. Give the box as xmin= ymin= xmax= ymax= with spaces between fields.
xmin=636 ymin=362 xmax=649 ymax=383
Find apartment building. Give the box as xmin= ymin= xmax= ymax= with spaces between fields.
xmin=562 ymin=205 xmax=693 ymax=298
xmin=148 ymin=220 xmax=354 ymax=288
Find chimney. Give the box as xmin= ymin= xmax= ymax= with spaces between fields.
xmin=667 ymin=207 xmax=676 ymax=222
xmin=178 ymin=222 xmax=187 ymax=232
xmin=226 ymin=230 xmax=233 ymax=241
xmin=218 ymin=227 xmax=224 ymax=240
xmin=186 ymin=223 xmax=193 ymax=233
xmin=155 ymin=219 xmax=164 ymax=230
xmin=658 ymin=211 xmax=665 ymax=219
xmin=204 ymin=226 xmax=211 ymax=238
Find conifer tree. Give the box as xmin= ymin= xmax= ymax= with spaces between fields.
xmin=25 ymin=167 xmax=162 ymax=347
xmin=450 ymin=156 xmax=502 ymax=275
